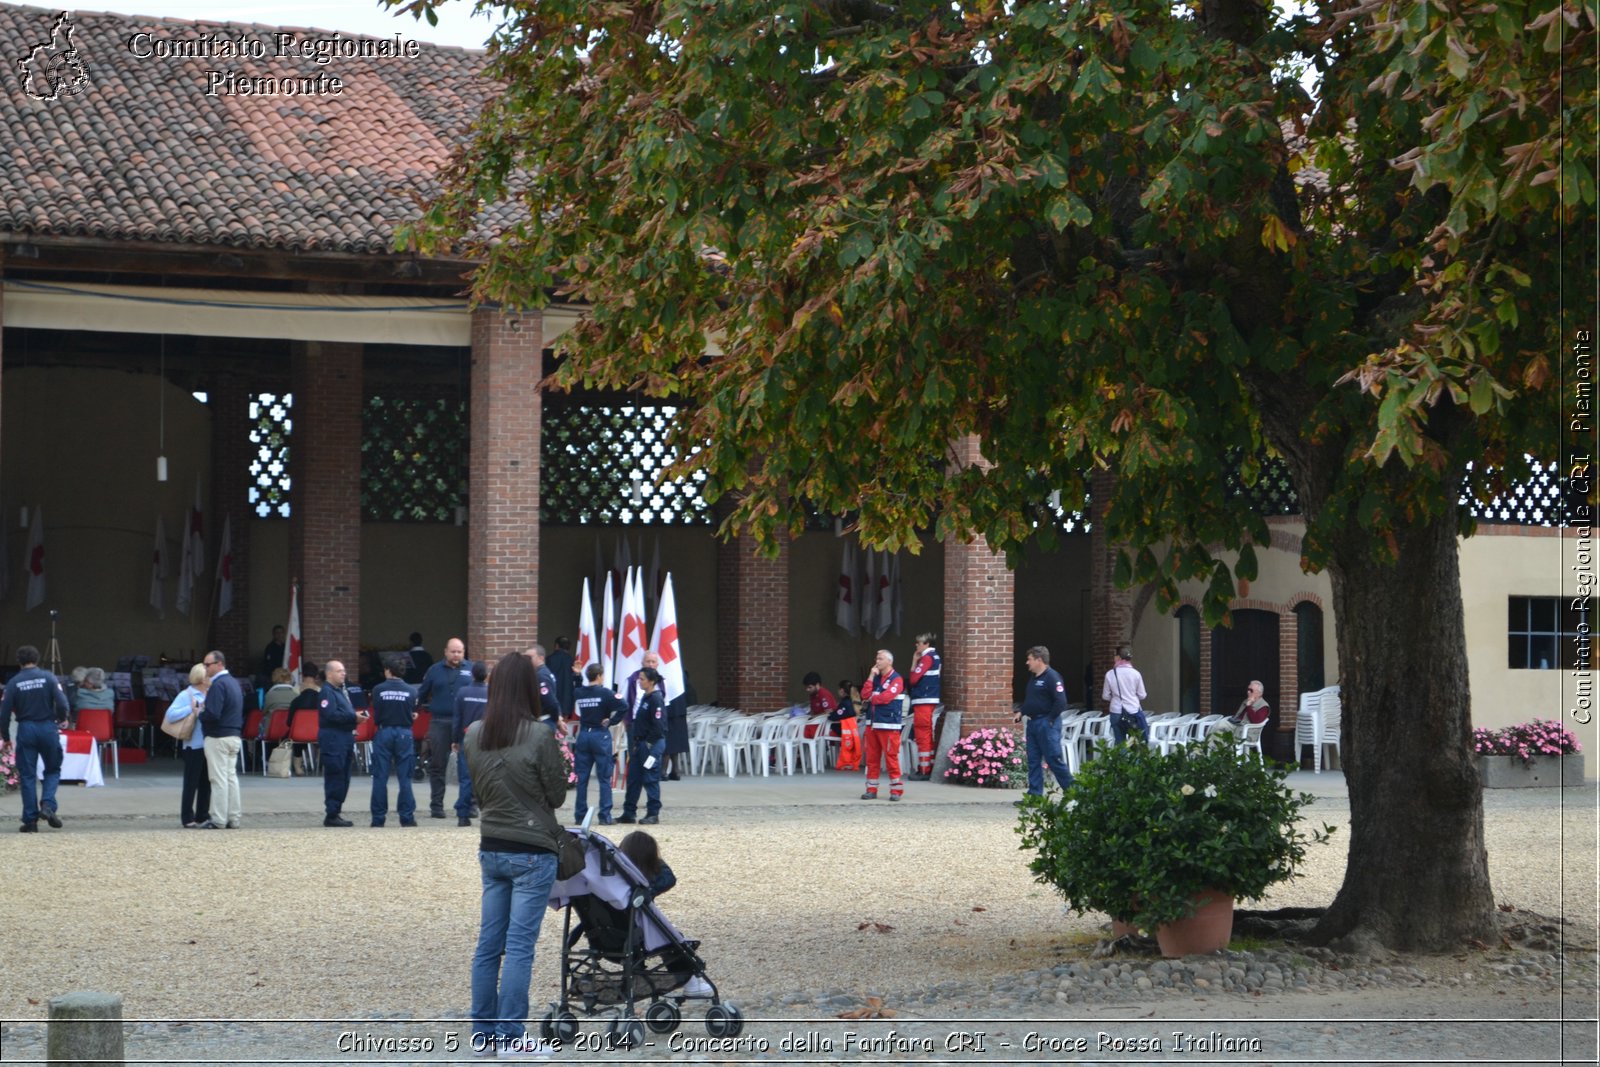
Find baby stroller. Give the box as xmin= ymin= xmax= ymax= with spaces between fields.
xmin=540 ymin=828 xmax=744 ymax=1050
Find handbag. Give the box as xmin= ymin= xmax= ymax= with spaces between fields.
xmin=160 ymin=709 xmax=197 ymax=742
xmin=557 ymin=830 xmax=587 ymax=880
xmin=266 ymin=743 xmax=294 ymax=778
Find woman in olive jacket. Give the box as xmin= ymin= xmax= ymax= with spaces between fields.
xmin=463 ymin=650 xmax=570 ymax=1055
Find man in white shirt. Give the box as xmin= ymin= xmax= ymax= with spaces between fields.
xmin=1102 ymin=643 xmax=1148 ymax=745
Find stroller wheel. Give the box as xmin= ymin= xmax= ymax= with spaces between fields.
xmin=645 ymin=999 xmax=681 ymax=1034
xmin=607 ymin=1015 xmax=645 ymax=1050
xmin=543 ymin=1009 xmax=579 ymax=1044
xmin=704 ymin=1003 xmax=744 ymax=1039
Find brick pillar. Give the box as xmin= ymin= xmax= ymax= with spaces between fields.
xmin=715 ymin=529 xmax=789 ymax=711
xmin=1088 ymin=467 xmax=1133 ymax=695
xmin=942 ymin=436 xmax=1015 ymax=734
xmin=289 ymin=342 xmax=362 ymax=669
xmin=207 ymin=377 xmax=254 ymax=667
xmin=467 ymin=307 xmax=542 ymax=660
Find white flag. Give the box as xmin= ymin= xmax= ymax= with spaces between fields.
xmin=835 ymin=538 xmax=859 ymax=636
xmin=175 ymin=517 xmax=194 ymax=615
xmin=860 ymin=545 xmax=877 ymax=637
xmin=577 ymin=577 xmax=600 ymax=680
xmin=24 ymin=506 xmax=46 ymax=611
xmin=615 ymin=566 xmax=647 ymax=688
xmin=600 ymin=572 xmax=617 ymax=690
xmin=649 ymin=573 xmax=685 ymax=703
xmin=215 ymin=514 xmax=234 ymax=618
xmin=187 ymin=476 xmax=205 ymax=578
xmin=285 ymin=582 xmax=303 ymax=686
xmin=150 ymin=515 xmax=167 ymax=616
xmin=873 ymin=550 xmax=893 ymax=639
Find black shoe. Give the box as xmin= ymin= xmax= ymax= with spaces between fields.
xmin=370 ymin=820 xmax=385 ymax=828
xmin=457 ymin=817 xmax=472 ymax=827
xmin=430 ymin=810 xmax=446 ymax=819
xmin=640 ymin=815 xmax=659 ymax=825
xmin=199 ymin=820 xmax=223 ymax=829
xmin=599 ymin=816 xmax=615 ymax=825
xmin=19 ymin=821 xmax=37 ymax=833
xmin=860 ymin=792 xmax=878 ymax=800
xmin=400 ymin=819 xmax=418 ymax=827
xmin=616 ymin=815 xmax=637 ymax=824
xmin=888 ymin=795 xmax=901 ymax=802
xmin=42 ymin=806 xmax=62 ymax=829
xmin=665 ymin=772 xmax=681 ymax=781
xmin=324 ymin=815 xmax=353 ymax=827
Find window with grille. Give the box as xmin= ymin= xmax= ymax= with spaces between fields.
xmin=1507 ymin=596 xmax=1588 ymax=670
xmin=1295 ymin=601 xmax=1325 ymax=692
xmin=249 ymin=393 xmax=292 ymax=518
xmin=361 ymin=396 xmax=468 ymax=522
xmin=540 ymin=402 xmax=711 ymax=525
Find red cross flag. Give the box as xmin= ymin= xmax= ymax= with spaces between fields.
xmin=615 ymin=566 xmax=646 ymax=686
xmin=150 ymin=513 xmax=167 ymax=616
xmin=24 ymin=506 xmax=46 ymax=612
xmin=215 ymin=515 xmax=234 ymax=618
xmin=835 ymin=538 xmax=858 ymax=636
xmin=600 ymin=571 xmax=617 ymax=690
xmin=285 ymin=580 xmax=303 ymax=686
xmin=648 ymin=573 xmax=685 ymax=703
xmin=576 ymin=577 xmax=600 ymax=679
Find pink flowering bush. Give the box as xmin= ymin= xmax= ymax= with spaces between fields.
xmin=943 ymin=727 xmax=1025 ymax=788
xmin=0 ymin=740 xmax=17 ymax=792
xmin=1472 ymin=719 xmax=1582 ymax=765
xmin=558 ymin=732 xmax=578 ymax=784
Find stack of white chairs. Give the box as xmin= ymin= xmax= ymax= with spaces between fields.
xmin=1294 ymin=685 xmax=1342 ymax=773
xmin=745 ymin=712 xmax=798 ymax=777
xmin=1058 ymin=711 xmax=1092 ymax=775
xmin=1078 ymin=713 xmax=1113 ymax=763
xmin=1189 ymin=714 xmax=1229 ymax=744
xmin=1149 ymin=713 xmax=1199 ymax=755
xmin=691 ymin=709 xmax=755 ymax=777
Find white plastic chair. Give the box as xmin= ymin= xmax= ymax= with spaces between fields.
xmin=1189 ymin=714 xmax=1228 ymax=743
xmin=1058 ymin=711 xmax=1089 ymax=775
xmin=1315 ymin=689 xmax=1342 ymax=773
xmin=1079 ymin=713 xmax=1113 ymax=763
xmin=1235 ymin=721 xmax=1266 ymax=761
xmin=1150 ymin=713 xmax=1198 ymax=754
xmin=795 ymin=715 xmax=830 ymax=773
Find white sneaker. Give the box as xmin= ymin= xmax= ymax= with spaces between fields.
xmin=498 ymin=1037 xmax=554 ymax=1060
xmin=682 ymin=976 xmax=714 ymax=998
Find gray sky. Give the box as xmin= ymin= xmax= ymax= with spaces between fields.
xmin=97 ymin=1 xmax=498 ymax=50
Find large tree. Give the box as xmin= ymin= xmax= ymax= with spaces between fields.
xmin=389 ymin=0 xmax=1595 ymax=950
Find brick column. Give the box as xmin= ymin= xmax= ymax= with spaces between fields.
xmin=942 ymin=436 xmax=1015 ymax=734
xmin=715 ymin=529 xmax=789 ymax=711
xmin=1088 ymin=467 xmax=1133 ymax=696
xmin=207 ymin=377 xmax=254 ymax=666
xmin=467 ymin=307 xmax=542 ymax=660
xmin=289 ymin=341 xmax=362 ymax=669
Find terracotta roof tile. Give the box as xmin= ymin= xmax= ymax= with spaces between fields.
xmin=0 ymin=2 xmax=501 ymax=254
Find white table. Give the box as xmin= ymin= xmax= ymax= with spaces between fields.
xmin=37 ymin=733 xmax=105 ymax=788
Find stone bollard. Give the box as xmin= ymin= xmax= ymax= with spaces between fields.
xmin=931 ymin=709 xmax=963 ymax=781
xmin=46 ymin=991 xmax=123 ymax=1065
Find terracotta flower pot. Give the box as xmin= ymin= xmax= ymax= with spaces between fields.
xmin=1155 ymin=889 xmax=1234 ymax=957
xmin=1110 ymin=918 xmax=1139 ymax=939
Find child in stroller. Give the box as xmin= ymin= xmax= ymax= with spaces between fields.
xmin=541 ymin=828 xmax=744 ymax=1049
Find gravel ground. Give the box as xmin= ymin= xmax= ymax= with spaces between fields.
xmin=1 ymin=790 xmax=1595 ymax=1063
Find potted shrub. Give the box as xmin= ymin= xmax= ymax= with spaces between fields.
xmin=942 ymin=727 xmax=1026 ymax=788
xmin=1472 ymin=719 xmax=1584 ymax=788
xmin=1017 ymin=734 xmax=1334 ymax=956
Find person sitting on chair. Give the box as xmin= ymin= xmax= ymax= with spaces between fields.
xmin=1228 ymin=681 xmax=1271 ymax=735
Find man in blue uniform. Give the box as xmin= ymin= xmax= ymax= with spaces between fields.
xmin=317 ymin=660 xmax=361 ymax=827
xmin=2 ymin=645 xmax=69 ymax=832
xmin=617 ymin=667 xmax=665 ymax=825
xmin=417 ymin=637 xmax=474 ymax=819
xmin=571 ymin=663 xmax=628 ymax=825
xmin=545 ymin=636 xmax=576 ymax=717
xmin=525 ymin=643 xmax=563 ymax=724
xmin=450 ymin=660 xmax=489 ymax=826
xmin=370 ymin=653 xmax=420 ymax=827
xmin=1014 ymin=645 xmax=1073 ymax=805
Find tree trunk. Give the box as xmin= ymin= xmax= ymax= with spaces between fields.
xmin=1308 ymin=499 xmax=1496 ymax=951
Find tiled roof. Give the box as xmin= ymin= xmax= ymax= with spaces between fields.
xmin=0 ymin=3 xmax=500 ymax=254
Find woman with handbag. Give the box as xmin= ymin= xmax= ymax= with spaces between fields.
xmin=462 ymin=651 xmax=570 ymax=1057
xmin=163 ymin=664 xmax=211 ymax=829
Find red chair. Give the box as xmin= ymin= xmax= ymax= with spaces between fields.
xmin=353 ymin=713 xmax=376 ymax=774
xmin=288 ymin=709 xmax=321 ymax=773
xmin=76 ymin=707 xmax=119 ymax=778
xmin=411 ymin=710 xmax=432 ymax=783
xmin=257 ymin=708 xmax=290 ymax=775
xmin=113 ymin=699 xmax=150 ymax=753
xmin=241 ymin=710 xmax=264 ymax=767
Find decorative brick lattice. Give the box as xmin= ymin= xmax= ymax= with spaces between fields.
xmin=1224 ymin=453 xmax=1300 ymax=516
xmin=1464 ymin=460 xmax=1562 ymax=526
xmin=361 ymin=395 xmax=468 ymax=522
xmin=249 ymin=392 xmax=292 ymax=518
xmin=540 ymin=402 xmax=711 ymax=525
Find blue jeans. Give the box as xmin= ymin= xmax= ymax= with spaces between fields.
xmin=455 ymin=749 xmax=475 ymax=818
xmin=17 ymin=720 xmax=62 ymax=824
xmin=369 ymin=726 xmax=416 ymax=824
xmin=472 ymin=850 xmax=558 ymax=1046
xmin=1111 ymin=710 xmax=1149 ymax=746
xmin=622 ymin=738 xmax=664 ymax=819
xmin=572 ymin=728 xmax=614 ymax=823
xmin=1024 ymin=715 xmax=1073 ymax=796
